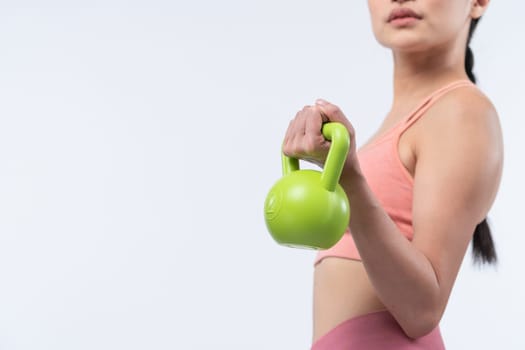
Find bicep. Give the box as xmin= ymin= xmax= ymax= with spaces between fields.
xmin=410 ymin=97 xmax=502 ymax=308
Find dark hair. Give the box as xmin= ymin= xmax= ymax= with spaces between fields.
xmin=466 ymin=18 xmax=497 ymax=265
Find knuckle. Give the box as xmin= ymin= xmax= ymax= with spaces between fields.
xmin=282 ymin=142 xmax=293 ymax=157
xmin=283 ymin=137 xmax=301 ymax=157
xmin=327 ymin=104 xmax=341 ymax=115
xmin=303 ymin=137 xmax=318 ymax=154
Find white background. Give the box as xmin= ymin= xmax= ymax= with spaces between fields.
xmin=0 ymin=1 xmax=523 ymax=349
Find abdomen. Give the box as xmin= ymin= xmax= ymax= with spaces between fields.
xmin=313 ymin=257 xmax=387 ymax=342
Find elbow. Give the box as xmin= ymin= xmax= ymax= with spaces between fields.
xmin=400 ymin=308 xmax=441 ymax=340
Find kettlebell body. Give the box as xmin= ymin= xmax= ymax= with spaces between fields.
xmin=264 ymin=122 xmax=351 ymax=250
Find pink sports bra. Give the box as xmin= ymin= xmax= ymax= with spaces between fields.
xmin=314 ymin=79 xmax=476 ymax=265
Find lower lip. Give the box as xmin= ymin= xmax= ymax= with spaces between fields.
xmin=389 ymin=17 xmax=420 ymax=27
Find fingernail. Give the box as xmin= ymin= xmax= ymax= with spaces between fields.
xmin=315 ymin=99 xmax=328 ymax=106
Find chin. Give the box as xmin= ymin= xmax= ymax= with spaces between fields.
xmin=377 ymin=35 xmax=430 ymax=53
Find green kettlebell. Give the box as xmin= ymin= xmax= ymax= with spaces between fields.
xmin=264 ymin=122 xmax=351 ymax=250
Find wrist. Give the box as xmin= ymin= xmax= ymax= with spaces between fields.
xmin=339 ymin=158 xmax=366 ymax=196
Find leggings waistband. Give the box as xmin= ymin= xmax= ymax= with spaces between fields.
xmin=311 ymin=310 xmax=445 ymax=350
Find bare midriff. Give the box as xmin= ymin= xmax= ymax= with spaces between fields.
xmin=312 ymin=257 xmax=387 ymax=343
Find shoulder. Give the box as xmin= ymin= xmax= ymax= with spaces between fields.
xmin=425 ymin=85 xmax=500 ymax=138
xmin=419 ymin=84 xmax=503 ymax=158
xmin=414 ymin=84 xmax=503 ymax=220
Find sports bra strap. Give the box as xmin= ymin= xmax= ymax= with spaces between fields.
xmin=399 ymin=80 xmax=475 ymax=134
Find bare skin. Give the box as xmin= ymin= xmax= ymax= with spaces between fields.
xmin=281 ymin=0 xmax=502 ymax=343
xmin=312 ymin=80 xmax=502 ymax=341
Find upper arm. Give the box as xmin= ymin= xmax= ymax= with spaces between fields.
xmin=411 ymin=88 xmax=503 ymax=315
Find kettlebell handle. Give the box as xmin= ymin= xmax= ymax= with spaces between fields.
xmin=282 ymin=122 xmax=350 ymax=192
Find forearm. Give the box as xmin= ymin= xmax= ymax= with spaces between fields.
xmin=340 ymin=167 xmax=441 ymax=337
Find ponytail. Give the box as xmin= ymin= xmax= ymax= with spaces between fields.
xmin=465 ymin=17 xmax=498 ymax=265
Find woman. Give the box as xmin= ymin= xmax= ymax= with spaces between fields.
xmin=282 ymin=0 xmax=503 ymax=348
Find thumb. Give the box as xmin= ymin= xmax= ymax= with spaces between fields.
xmin=315 ymin=98 xmax=349 ymax=125
xmin=315 ymin=99 xmax=355 ymax=146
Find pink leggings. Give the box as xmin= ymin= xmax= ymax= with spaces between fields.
xmin=311 ymin=310 xmax=445 ymax=350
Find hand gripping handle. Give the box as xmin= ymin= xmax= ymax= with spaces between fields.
xmin=281 ymin=122 xmax=350 ymax=192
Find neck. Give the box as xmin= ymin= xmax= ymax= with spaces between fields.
xmin=390 ymin=36 xmax=470 ymax=113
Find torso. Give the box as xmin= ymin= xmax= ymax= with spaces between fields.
xmin=312 ymin=80 xmax=494 ymax=343
xmin=312 ymin=104 xmax=422 ymax=342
